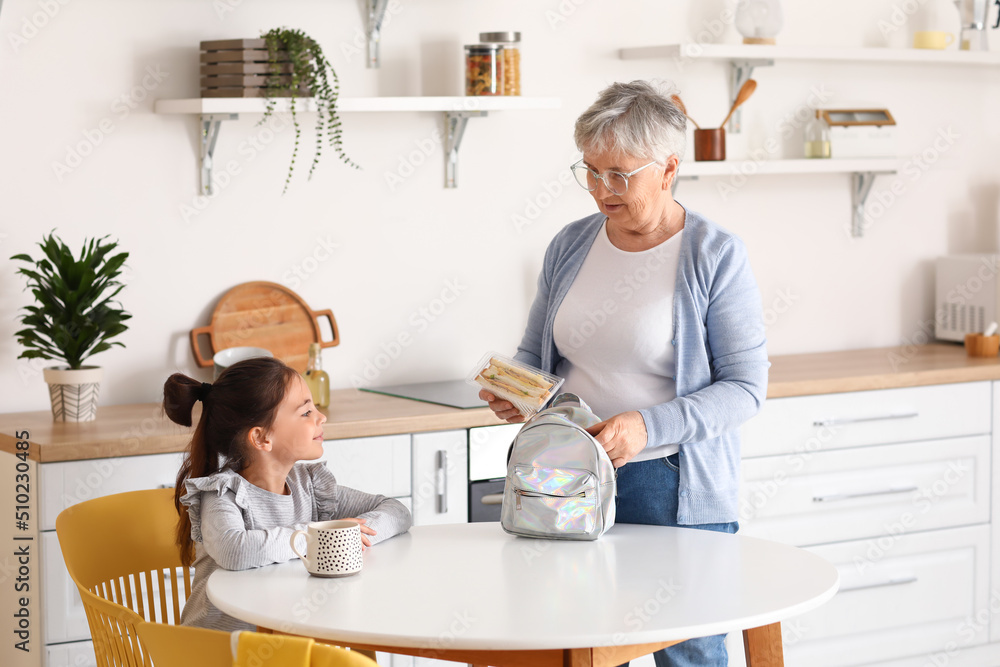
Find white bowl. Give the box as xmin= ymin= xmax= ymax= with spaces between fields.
xmin=213 ymin=347 xmax=273 ymax=380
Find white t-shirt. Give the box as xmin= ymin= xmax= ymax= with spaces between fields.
xmin=553 ymin=222 xmax=683 ymax=462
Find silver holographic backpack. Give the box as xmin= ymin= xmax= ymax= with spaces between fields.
xmin=500 ymin=393 xmax=616 ymax=540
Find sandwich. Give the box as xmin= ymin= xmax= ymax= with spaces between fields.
xmin=475 ymin=356 xmax=555 ymax=410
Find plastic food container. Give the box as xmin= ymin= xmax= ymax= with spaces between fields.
xmin=465 ymin=44 xmax=504 ymax=96
xmin=467 ymin=352 xmax=564 ymax=418
xmin=479 ymin=32 xmax=520 ymax=96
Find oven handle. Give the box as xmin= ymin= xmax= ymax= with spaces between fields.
xmin=480 ymin=493 xmax=504 ymax=506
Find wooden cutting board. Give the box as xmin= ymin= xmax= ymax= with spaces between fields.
xmin=190 ymin=281 xmax=339 ymax=373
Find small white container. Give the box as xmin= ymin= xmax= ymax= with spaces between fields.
xmin=820 ymin=109 xmax=898 ymax=159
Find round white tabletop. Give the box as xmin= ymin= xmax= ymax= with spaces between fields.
xmin=208 ymin=522 xmax=838 ymax=652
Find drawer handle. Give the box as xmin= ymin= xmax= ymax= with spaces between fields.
xmin=840 ymin=575 xmax=918 ymax=593
xmin=812 ymin=411 xmax=918 ymax=428
xmin=480 ymin=493 xmax=504 ymax=506
xmin=436 ymin=450 xmax=448 ymax=514
xmin=813 ymin=485 xmax=919 ymax=503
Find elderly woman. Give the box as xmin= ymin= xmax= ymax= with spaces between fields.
xmin=480 ymin=80 xmax=769 ymax=666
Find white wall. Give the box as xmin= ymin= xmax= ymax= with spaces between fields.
xmin=1 ymin=0 xmax=999 ymax=413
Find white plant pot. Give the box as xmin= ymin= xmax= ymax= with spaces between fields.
xmin=42 ymin=366 xmax=104 ymax=422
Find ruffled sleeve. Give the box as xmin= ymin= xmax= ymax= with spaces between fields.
xmin=180 ymin=470 xmax=252 ymax=543
xmin=303 ymin=461 xmax=412 ymax=546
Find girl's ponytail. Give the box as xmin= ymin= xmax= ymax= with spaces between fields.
xmin=163 ymin=358 xmax=299 ymax=567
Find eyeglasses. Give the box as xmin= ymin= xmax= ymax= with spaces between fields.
xmin=570 ymin=159 xmax=659 ymax=196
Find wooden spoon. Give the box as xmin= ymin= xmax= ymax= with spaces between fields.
xmin=671 ymin=94 xmax=700 ymax=130
xmin=719 ymin=79 xmax=758 ymax=129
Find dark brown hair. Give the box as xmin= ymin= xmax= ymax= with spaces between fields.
xmin=164 ymin=357 xmax=299 ymax=566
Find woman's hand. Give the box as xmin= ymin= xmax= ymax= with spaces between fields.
xmin=479 ymin=389 xmax=525 ymax=423
xmin=344 ymin=517 xmax=376 ymax=549
xmin=586 ymin=411 xmax=648 ymax=468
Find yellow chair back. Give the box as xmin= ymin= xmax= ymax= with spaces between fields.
xmin=137 ymin=622 xmax=381 ymax=667
xmin=56 ymin=488 xmax=192 ymax=667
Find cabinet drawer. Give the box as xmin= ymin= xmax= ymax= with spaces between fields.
xmin=321 ymin=435 xmax=411 ymax=498
xmin=742 ymin=382 xmax=990 ymax=458
xmin=45 ymin=639 xmax=96 ymax=667
xmin=41 ymin=530 xmax=90 ymax=644
xmin=468 ymin=424 xmax=521 ymax=481
xmin=782 ymin=524 xmax=990 ymax=666
xmin=740 ymin=435 xmax=989 ymax=546
xmin=411 ymin=431 xmax=468 ymax=526
xmin=40 ymin=452 xmax=186 ymax=531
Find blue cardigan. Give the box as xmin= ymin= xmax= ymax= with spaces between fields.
xmin=514 ymin=208 xmax=769 ymax=524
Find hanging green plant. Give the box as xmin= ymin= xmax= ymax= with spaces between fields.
xmin=260 ymin=27 xmax=360 ymax=193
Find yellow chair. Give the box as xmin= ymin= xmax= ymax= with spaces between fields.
xmin=137 ymin=622 xmax=381 ymax=667
xmin=56 ymin=488 xmax=193 ymax=667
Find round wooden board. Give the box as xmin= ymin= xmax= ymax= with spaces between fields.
xmin=190 ymin=281 xmax=339 ymax=373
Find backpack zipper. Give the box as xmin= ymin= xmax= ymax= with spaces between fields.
xmin=514 ymin=487 xmax=590 ymax=510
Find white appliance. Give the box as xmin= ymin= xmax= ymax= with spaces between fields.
xmin=935 ymin=254 xmax=1000 ymax=341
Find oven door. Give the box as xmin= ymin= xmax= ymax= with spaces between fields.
xmin=469 ymin=478 xmax=505 ymax=522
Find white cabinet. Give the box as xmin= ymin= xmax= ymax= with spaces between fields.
xmin=787 ymin=525 xmax=991 ymax=667
xmin=411 ymin=430 xmax=468 ymax=526
xmin=468 ymin=423 xmax=521 ymax=481
xmin=737 ymin=381 xmax=996 ymax=666
xmin=320 ymin=435 xmax=412 ymax=499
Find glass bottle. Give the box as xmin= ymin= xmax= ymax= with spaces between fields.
xmin=303 ymin=342 xmax=330 ymax=409
xmin=735 ymin=0 xmax=785 ymax=45
xmin=804 ymin=110 xmax=831 ymax=159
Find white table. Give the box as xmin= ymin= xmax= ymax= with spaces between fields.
xmin=208 ymin=523 xmax=838 ymax=667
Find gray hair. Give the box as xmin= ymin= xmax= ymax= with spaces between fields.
xmin=574 ymin=80 xmax=686 ymax=164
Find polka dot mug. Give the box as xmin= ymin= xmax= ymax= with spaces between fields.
xmin=290 ymin=520 xmax=364 ymax=577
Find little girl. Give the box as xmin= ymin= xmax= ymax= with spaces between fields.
xmin=164 ymin=357 xmax=412 ymax=631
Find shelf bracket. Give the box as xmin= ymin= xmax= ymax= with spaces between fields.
xmin=200 ymin=113 xmax=238 ymax=196
xmin=365 ymin=0 xmax=390 ymax=69
xmin=728 ymin=59 xmax=773 ymax=134
xmin=444 ymin=110 xmax=487 ymax=189
xmin=851 ymin=170 xmax=894 ymax=238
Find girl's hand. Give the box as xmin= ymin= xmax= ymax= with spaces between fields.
xmin=344 ymin=517 xmax=376 ymax=549
xmin=479 ymin=389 xmax=525 ymax=423
xmin=586 ymin=411 xmax=648 ymax=468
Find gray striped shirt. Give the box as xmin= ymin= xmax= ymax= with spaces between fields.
xmin=179 ymin=461 xmax=412 ymax=630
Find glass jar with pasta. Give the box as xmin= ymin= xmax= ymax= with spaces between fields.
xmin=479 ymin=32 xmax=521 ymax=96
xmin=464 ymin=44 xmax=504 ymax=96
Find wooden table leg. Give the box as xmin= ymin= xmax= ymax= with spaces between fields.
xmin=743 ymin=623 xmax=784 ymax=667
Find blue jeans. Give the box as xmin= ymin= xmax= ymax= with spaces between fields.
xmin=615 ymin=454 xmax=739 ymax=667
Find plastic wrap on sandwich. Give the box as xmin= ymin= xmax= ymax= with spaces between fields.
xmin=467 ymin=352 xmax=564 ymax=419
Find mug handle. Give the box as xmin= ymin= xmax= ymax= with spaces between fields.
xmin=290 ymin=530 xmax=311 ymax=568
xmin=945 ymin=33 xmax=955 ymax=46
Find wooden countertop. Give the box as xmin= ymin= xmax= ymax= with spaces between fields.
xmin=2 ymin=343 xmax=997 ymax=463
xmin=0 ymin=389 xmax=502 ymax=463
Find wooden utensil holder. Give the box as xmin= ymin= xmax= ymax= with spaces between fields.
xmin=964 ymin=333 xmax=999 ymax=357
xmin=694 ymin=128 xmax=726 ymax=161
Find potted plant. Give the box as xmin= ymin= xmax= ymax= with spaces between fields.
xmin=10 ymin=232 xmax=131 ymax=422
xmin=260 ymin=27 xmax=360 ymax=193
